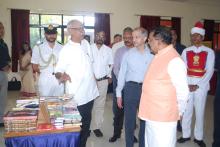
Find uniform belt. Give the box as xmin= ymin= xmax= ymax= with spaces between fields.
xmin=127 ymin=81 xmax=143 ymax=85
xmin=96 ymin=76 xmax=108 ymax=81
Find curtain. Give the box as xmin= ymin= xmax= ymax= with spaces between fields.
xmin=140 ymin=15 xmax=160 ymax=32
xmin=94 ymin=13 xmax=111 ymax=46
xmin=11 ymin=9 xmax=30 ymax=72
xmin=171 ymin=17 xmax=181 ymax=43
xmin=204 ymin=19 xmax=215 ymax=41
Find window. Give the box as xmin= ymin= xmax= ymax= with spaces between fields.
xmin=29 ymin=14 xmax=95 ymax=48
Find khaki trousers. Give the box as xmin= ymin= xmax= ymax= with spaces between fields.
xmin=91 ymin=79 xmax=108 ymax=130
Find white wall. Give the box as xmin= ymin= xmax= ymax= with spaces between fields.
xmin=1 ymin=0 xmax=220 ymax=54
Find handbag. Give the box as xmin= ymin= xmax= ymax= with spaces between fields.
xmin=8 ymin=77 xmax=21 ymax=91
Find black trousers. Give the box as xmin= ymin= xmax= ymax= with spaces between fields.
xmin=77 ymin=100 xmax=94 ymax=147
xmin=213 ymin=72 xmax=220 ymax=147
xmin=112 ymin=72 xmax=124 ymax=137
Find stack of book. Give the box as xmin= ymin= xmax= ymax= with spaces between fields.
xmin=63 ymin=105 xmax=82 ymax=128
xmin=4 ymin=110 xmax=38 ymax=132
xmin=39 ymin=96 xmax=81 ymax=129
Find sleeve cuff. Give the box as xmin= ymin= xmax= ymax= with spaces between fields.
xmin=116 ymin=91 xmax=121 ymax=98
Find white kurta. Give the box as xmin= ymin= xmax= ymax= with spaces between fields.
xmin=81 ymin=39 xmax=94 ymax=64
xmin=31 ymin=41 xmax=64 ymax=96
xmin=181 ymin=45 xmax=215 ymax=140
xmin=55 ymin=40 xmax=99 ymax=106
xmin=90 ymin=43 xmax=113 ymax=130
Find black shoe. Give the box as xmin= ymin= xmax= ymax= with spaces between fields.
xmin=177 ymin=121 xmax=182 ymax=132
xmin=134 ymin=136 xmax=138 ymax=143
xmin=177 ymin=137 xmax=191 ymax=143
xmin=0 ymin=123 xmax=4 ymax=127
xmin=194 ymin=139 xmax=206 ymax=147
xmin=109 ymin=135 xmax=120 ymax=142
xmin=93 ymin=129 xmax=103 ymax=137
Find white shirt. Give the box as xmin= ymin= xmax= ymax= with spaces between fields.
xmin=112 ymin=41 xmax=124 ymax=59
xmin=90 ymin=44 xmax=113 ymax=79
xmin=55 ymin=40 xmax=99 ymax=106
xmin=31 ymin=41 xmax=63 ymax=74
xmin=168 ymin=57 xmax=189 ymax=116
xmin=181 ymin=45 xmax=215 ymax=90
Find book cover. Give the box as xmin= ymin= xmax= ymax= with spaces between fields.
xmin=4 ymin=110 xmax=38 ymax=120
xmin=37 ymin=123 xmax=55 ymax=130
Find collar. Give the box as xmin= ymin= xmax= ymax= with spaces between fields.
xmin=192 ymin=45 xmax=204 ymax=53
xmin=68 ymin=39 xmax=81 ymax=46
xmin=156 ymin=44 xmax=173 ymax=57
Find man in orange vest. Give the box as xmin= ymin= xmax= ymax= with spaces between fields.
xmin=138 ymin=26 xmax=189 ymax=147
xmin=178 ymin=21 xmax=215 ymax=147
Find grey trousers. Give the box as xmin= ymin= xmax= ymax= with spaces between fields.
xmin=0 ymin=71 xmax=8 ymax=123
xmin=124 ymin=81 xmax=145 ymax=147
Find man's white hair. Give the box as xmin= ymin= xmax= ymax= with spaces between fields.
xmin=67 ymin=19 xmax=83 ymax=29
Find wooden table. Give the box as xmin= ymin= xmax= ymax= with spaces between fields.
xmin=4 ymin=102 xmax=81 ymax=147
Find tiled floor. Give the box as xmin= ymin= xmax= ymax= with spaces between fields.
xmin=0 ymin=91 xmax=214 ymax=147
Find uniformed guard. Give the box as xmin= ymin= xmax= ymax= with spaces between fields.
xmin=178 ymin=21 xmax=215 ymax=147
xmin=31 ymin=24 xmax=64 ymax=96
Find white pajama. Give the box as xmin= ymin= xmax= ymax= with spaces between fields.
xmin=145 ymin=120 xmax=177 ymax=147
xmin=182 ymin=88 xmax=208 ymax=140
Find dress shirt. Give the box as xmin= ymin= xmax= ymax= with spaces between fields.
xmin=55 ymin=40 xmax=99 ymax=106
xmin=167 ymin=57 xmax=189 ymax=116
xmin=31 ymin=40 xmax=63 ymax=74
xmin=90 ymin=44 xmax=113 ymax=79
xmin=112 ymin=41 xmax=124 ymax=59
xmin=0 ymin=39 xmax=11 ymax=70
xmin=181 ymin=45 xmax=215 ymax=90
xmin=116 ymin=46 xmax=154 ymax=97
xmin=113 ymin=46 xmax=129 ymax=79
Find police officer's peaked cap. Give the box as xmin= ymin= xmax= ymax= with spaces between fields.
xmin=44 ymin=24 xmax=57 ymax=34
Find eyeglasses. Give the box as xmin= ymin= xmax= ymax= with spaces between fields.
xmin=68 ymin=27 xmax=84 ymax=31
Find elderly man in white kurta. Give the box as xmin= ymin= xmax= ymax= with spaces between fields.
xmin=55 ymin=20 xmax=99 ymax=147
xmin=178 ymin=21 xmax=215 ymax=147
xmin=31 ymin=24 xmax=63 ymax=96
xmin=90 ymin=31 xmax=113 ymax=137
